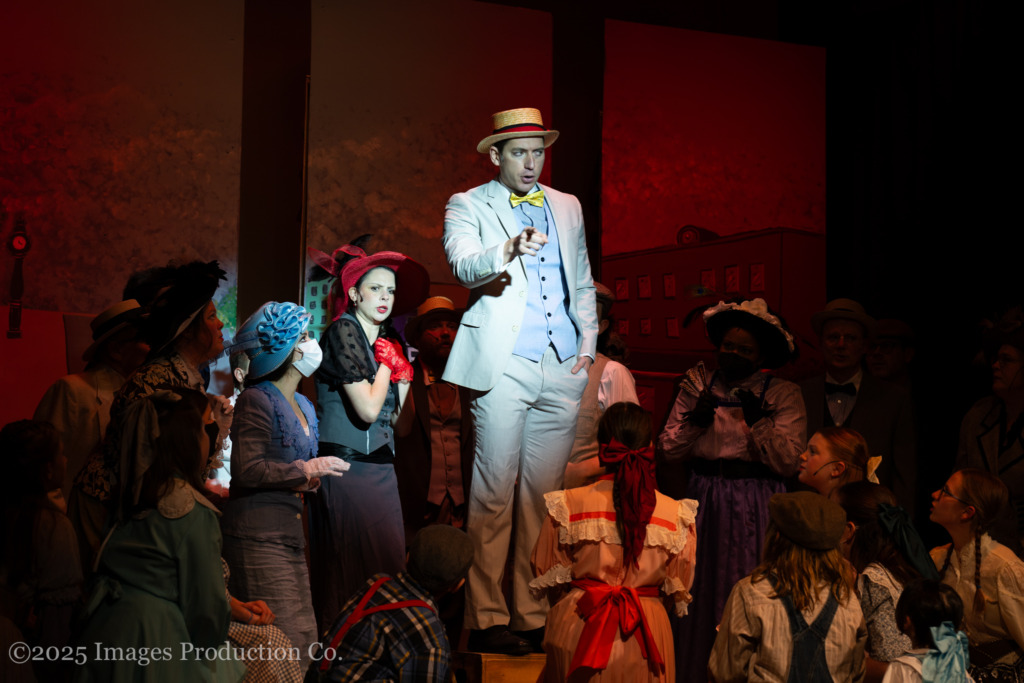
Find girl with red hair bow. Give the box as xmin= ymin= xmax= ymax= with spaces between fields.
xmin=530 ymin=402 xmax=699 ymax=682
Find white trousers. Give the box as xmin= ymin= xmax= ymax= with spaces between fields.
xmin=464 ymin=346 xmax=587 ymax=630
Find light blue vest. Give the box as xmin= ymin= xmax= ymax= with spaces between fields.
xmin=509 ymin=191 xmax=578 ymax=362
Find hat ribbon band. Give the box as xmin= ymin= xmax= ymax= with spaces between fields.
xmin=491 ymin=122 xmax=548 ymax=134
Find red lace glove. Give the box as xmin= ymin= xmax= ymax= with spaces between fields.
xmin=374 ymin=337 xmax=413 ymax=383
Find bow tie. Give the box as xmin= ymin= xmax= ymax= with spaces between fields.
xmin=825 ymin=382 xmax=856 ymax=396
xmin=510 ymin=190 xmax=544 ymax=208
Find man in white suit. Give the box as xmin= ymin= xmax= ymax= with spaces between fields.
xmin=442 ymin=107 xmax=598 ymax=654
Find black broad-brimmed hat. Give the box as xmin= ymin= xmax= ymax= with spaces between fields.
xmin=146 ymin=260 xmax=226 ymax=354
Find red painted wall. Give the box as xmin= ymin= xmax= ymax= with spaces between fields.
xmin=602 ymin=21 xmax=826 ymax=256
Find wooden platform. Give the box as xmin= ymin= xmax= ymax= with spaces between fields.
xmin=452 ymin=651 xmax=546 ymax=683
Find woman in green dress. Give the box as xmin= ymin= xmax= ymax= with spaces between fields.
xmin=74 ymin=388 xmax=243 ymax=683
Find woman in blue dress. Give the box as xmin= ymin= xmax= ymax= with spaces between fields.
xmin=220 ymin=301 xmax=348 ymax=669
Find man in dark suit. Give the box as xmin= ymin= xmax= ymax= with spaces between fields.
xmin=799 ymin=298 xmax=917 ymax=512
xmin=395 ymin=296 xmax=473 ymax=542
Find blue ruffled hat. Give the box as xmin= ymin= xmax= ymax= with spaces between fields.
xmin=231 ymin=302 xmax=311 ymax=380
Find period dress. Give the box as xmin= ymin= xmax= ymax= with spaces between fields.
xmin=530 ymin=477 xmax=698 ymax=682
xmin=74 ymin=480 xmax=243 ymax=682
xmin=71 ymin=353 xmax=208 ymax=570
xmin=220 ymin=381 xmax=319 ymax=668
xmin=309 ymin=312 xmax=405 ymax=628
xmin=659 ymin=367 xmax=806 ymax=682
xmin=858 ymin=563 xmax=913 ymax=663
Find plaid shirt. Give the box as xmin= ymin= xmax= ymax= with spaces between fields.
xmin=308 ymin=572 xmax=452 ymax=682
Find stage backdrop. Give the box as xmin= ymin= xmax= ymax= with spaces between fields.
xmin=0 ymin=0 xmax=242 ymax=319
xmin=1 ymin=0 xmax=243 ymax=419
xmin=305 ymin=0 xmax=553 ymax=330
xmin=602 ymin=20 xmax=826 ymax=255
xmin=599 ymin=20 xmax=826 ymax=378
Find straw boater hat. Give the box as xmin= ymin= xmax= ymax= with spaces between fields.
xmin=703 ymin=298 xmax=795 ymax=369
xmin=404 ymin=296 xmax=463 ymax=344
xmin=82 ymin=299 xmax=145 ymax=362
xmin=476 ymin=108 xmax=559 ymax=154
xmin=307 ymin=245 xmax=430 ymax=319
xmin=810 ymin=298 xmax=877 ymax=338
xmin=231 ymin=302 xmax=312 ymax=380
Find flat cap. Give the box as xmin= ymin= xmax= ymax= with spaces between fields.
xmin=407 ymin=526 xmax=474 ymax=594
xmin=769 ymin=491 xmax=846 ymax=550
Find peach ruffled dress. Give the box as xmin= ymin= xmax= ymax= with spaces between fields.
xmin=530 ymin=478 xmax=698 ymax=682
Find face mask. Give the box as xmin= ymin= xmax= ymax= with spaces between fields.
xmin=716 ymin=351 xmax=755 ymax=382
xmin=293 ymin=339 xmax=323 ymax=377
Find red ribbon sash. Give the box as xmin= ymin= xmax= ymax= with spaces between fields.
xmin=568 ymin=579 xmax=664 ymax=674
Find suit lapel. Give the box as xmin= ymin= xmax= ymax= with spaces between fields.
xmin=544 ymin=185 xmax=574 ymax=281
xmin=803 ymin=379 xmax=825 ymax=432
xmin=485 ymin=180 xmax=526 ymax=277
xmin=975 ymin=402 xmax=1003 ymax=474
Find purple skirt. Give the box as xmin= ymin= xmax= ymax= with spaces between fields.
xmin=673 ymin=469 xmax=784 ymax=683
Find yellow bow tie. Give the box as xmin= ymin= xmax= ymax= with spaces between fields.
xmin=510 ymin=190 xmax=544 ymax=208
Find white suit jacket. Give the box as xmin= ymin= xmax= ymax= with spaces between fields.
xmin=441 ymin=179 xmax=598 ymax=392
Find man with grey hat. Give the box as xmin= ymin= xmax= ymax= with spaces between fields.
xmin=34 ymin=300 xmax=149 ymax=501
xmin=799 ymin=298 xmax=917 ymax=512
xmin=442 ymin=107 xmax=598 ymax=654
xmin=308 ymin=525 xmax=474 ymax=682
xmin=394 ymin=296 xmax=473 ymax=538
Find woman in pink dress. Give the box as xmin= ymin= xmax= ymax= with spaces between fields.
xmin=531 ymin=402 xmax=698 ymax=682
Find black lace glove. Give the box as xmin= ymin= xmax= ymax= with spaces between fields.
xmin=737 ymin=389 xmax=774 ymax=427
xmin=686 ymin=391 xmax=717 ymax=429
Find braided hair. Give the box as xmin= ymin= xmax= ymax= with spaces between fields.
xmin=937 ymin=468 xmax=1009 ymax=614
xmin=596 ymin=402 xmax=656 ymax=568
